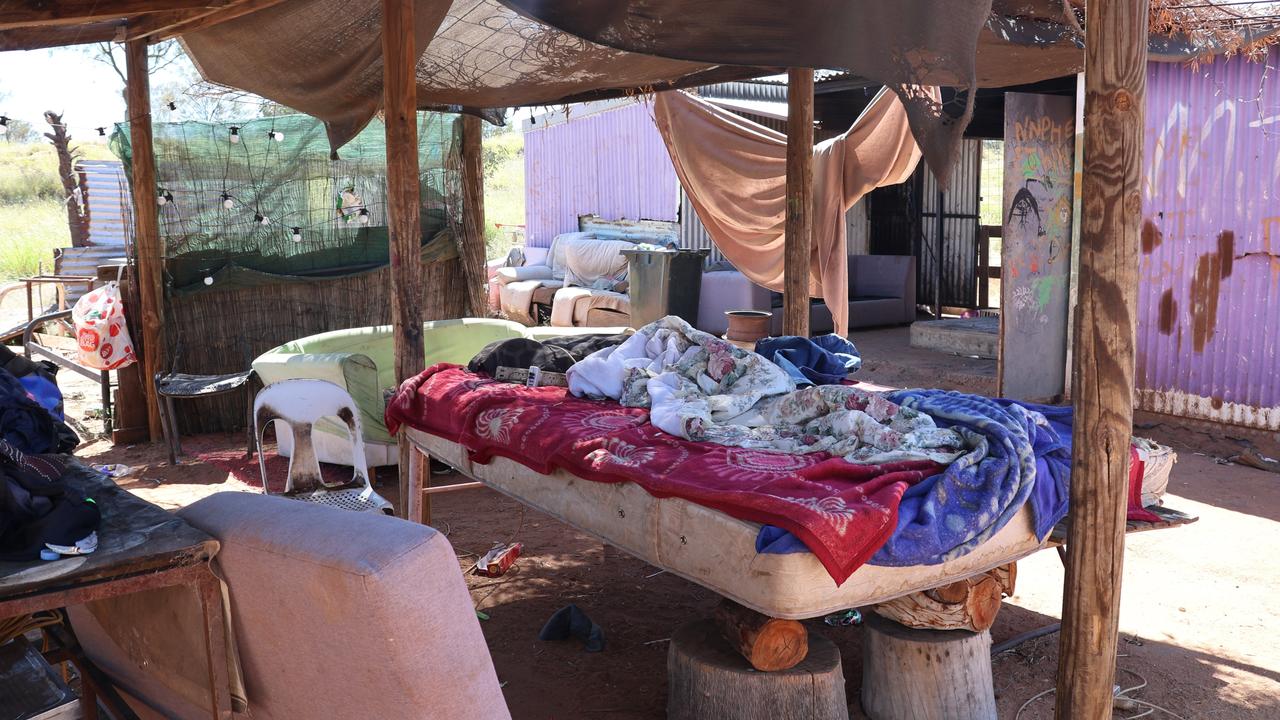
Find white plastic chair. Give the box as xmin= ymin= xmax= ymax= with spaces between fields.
xmin=253 ymin=379 xmax=393 ymax=514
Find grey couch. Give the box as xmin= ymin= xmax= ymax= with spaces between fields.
xmin=696 ymin=255 xmax=917 ymax=336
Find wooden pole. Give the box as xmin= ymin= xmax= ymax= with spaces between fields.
xmin=460 ymin=114 xmax=488 ymax=317
xmin=383 ymin=0 xmax=426 ymax=519
xmin=125 ymin=39 xmax=165 ymax=442
xmin=933 ymin=186 xmax=944 ymax=319
xmin=783 ymin=68 xmax=813 ymax=337
xmin=1055 ymin=0 xmax=1146 ymax=717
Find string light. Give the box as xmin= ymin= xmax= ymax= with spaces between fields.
xmin=167 ymin=101 xmax=177 ymax=111
xmin=203 ymin=276 xmax=214 ymax=286
xmin=291 ymin=226 xmax=302 ymax=242
xmin=220 ymin=193 xmax=234 ymax=210
xmin=254 ymin=213 xmax=269 ymax=226
xmin=0 ymin=117 xmax=8 ymax=136
xmin=358 ymin=208 xmax=370 ymax=225
xmin=229 ymin=126 xmax=240 ymax=144
xmin=268 ymin=130 xmax=284 ymax=142
xmin=96 ymin=127 xmax=106 ymax=137
xmin=157 ymin=188 xmax=173 ymax=205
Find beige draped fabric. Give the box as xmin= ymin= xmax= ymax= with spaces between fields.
xmin=652 ymin=88 xmax=930 ymax=337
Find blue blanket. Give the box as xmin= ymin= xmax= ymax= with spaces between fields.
xmin=754 ymin=334 xmax=861 ymax=386
xmin=755 ymin=391 xmax=1072 ymax=567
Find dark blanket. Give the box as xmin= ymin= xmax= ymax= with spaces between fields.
xmin=755 ymin=334 xmax=861 ymax=386
xmin=468 ymin=333 xmax=632 ymax=376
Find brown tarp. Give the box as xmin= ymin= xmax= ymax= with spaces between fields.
xmin=182 ymin=0 xmax=767 ymax=150
xmin=653 ymin=88 xmax=928 ymax=337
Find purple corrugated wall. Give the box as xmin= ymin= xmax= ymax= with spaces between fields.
xmin=1138 ymin=50 xmax=1280 ymax=430
xmin=523 ymin=101 xmax=679 ymax=248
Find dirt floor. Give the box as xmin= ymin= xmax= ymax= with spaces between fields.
xmin=35 ymin=324 xmax=1280 ymax=719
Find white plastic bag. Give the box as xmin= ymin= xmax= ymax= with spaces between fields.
xmin=72 ymin=282 xmax=137 ymax=371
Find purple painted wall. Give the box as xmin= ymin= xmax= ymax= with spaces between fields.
xmin=1138 ymin=50 xmax=1280 ymax=430
xmin=523 ymin=101 xmax=679 ymax=248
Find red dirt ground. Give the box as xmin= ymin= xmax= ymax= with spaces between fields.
xmin=59 ymin=325 xmax=1280 ymax=719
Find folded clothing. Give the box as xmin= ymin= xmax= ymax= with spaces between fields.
xmin=755 ymin=334 xmax=862 ymax=386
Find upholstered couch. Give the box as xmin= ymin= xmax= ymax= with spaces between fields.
xmin=697 ymin=255 xmax=917 ymax=336
xmin=253 ymin=318 xmax=625 ymax=466
xmin=68 ymin=492 xmax=511 ymax=719
xmin=493 ymin=232 xmax=634 ymax=327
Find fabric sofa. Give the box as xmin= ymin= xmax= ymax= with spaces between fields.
xmin=493 ymin=232 xmax=635 ymax=327
xmin=697 ymin=255 xmax=916 ymax=336
xmin=253 ymin=318 xmax=625 ymax=466
xmin=68 ymin=492 xmax=510 ymax=720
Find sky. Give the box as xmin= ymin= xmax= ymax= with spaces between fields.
xmin=0 ymin=47 xmax=136 ymax=138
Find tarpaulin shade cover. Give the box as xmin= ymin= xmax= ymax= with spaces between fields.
xmin=182 ymin=0 xmax=763 ymax=151
xmin=653 ymin=88 xmax=925 ymax=337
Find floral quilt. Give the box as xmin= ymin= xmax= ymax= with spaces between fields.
xmin=566 ymin=317 xmax=965 ymax=464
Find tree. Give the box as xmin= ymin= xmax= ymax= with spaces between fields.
xmin=85 ymin=40 xmax=186 ymax=119
xmin=0 ymin=91 xmax=39 ymax=143
xmin=43 ymin=111 xmax=89 ymax=247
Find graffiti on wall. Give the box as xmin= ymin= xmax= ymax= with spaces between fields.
xmin=999 ymin=93 xmax=1076 ymax=401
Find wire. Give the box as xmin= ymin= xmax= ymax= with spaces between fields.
xmin=0 ymin=610 xmax=64 ymax=646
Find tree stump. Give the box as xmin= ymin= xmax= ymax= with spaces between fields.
xmin=668 ymin=619 xmax=848 ymax=720
xmin=860 ymin=612 xmax=996 ymax=720
xmin=872 ymin=563 xmax=1015 ymax=632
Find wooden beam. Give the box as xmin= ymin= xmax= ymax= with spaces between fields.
xmin=125 ymin=38 xmax=166 ymax=442
xmin=1055 ymin=0 xmax=1147 ymax=717
xmin=127 ymin=0 xmax=287 ymax=41
xmin=0 ymin=21 xmax=121 ymax=50
xmin=383 ymin=0 xmax=426 ymax=520
xmin=460 ymin=114 xmax=488 ymax=317
xmin=0 ymin=0 xmax=225 ymax=30
xmin=783 ymin=68 xmax=814 ymax=338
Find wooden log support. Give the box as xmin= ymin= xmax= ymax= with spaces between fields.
xmin=669 ymin=619 xmax=847 ymax=720
xmin=712 ymin=599 xmax=808 ymax=672
xmin=125 ymin=38 xmax=165 ymax=442
xmin=460 ymin=114 xmax=488 ymax=317
xmin=873 ymin=563 xmax=1016 ymax=633
xmin=783 ymin=68 xmax=814 ymax=338
xmin=383 ymin=0 xmax=426 ymax=519
xmin=1056 ymin=1 xmax=1147 ymax=717
xmin=861 ymin=612 xmax=996 ymax=720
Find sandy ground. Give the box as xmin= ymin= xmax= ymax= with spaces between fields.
xmin=28 ymin=324 xmax=1280 ymax=718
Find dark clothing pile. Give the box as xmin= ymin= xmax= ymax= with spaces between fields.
xmin=755 ymin=334 xmax=862 ymax=386
xmin=468 ymin=333 xmax=632 ymax=377
xmin=0 ymin=350 xmax=93 ymax=561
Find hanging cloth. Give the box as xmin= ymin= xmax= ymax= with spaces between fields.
xmin=652 ymin=87 xmax=930 ymax=337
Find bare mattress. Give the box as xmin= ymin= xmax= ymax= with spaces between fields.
xmin=408 ymin=428 xmax=1048 ymax=620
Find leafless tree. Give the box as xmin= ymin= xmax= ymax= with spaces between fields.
xmin=43 ymin=111 xmax=89 ymax=247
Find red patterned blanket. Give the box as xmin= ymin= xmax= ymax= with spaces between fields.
xmin=386 ymin=365 xmax=944 ymax=584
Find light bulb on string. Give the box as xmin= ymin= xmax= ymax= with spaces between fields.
xmin=96 ymin=127 xmax=106 ymax=137
xmin=203 ymin=276 xmax=214 ymax=286
xmin=229 ymin=126 xmax=240 ymax=144
xmin=291 ymin=227 xmax=302 ymax=242
xmin=157 ymin=188 xmax=173 ymax=205
xmin=221 ymin=193 xmax=234 ymax=210
xmin=167 ymin=101 xmax=177 ymax=111
xmin=358 ymin=208 xmax=370 ymax=225
xmin=255 ymin=213 xmax=270 ymax=226
xmin=268 ymin=130 xmax=284 ymax=142
xmin=0 ymin=117 xmax=9 ymax=136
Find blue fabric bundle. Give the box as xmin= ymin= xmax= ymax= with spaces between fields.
xmin=754 ymin=334 xmax=861 ymax=386
xmin=754 ymin=391 xmax=1072 ymax=567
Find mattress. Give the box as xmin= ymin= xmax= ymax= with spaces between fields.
xmin=408 ymin=428 xmax=1047 ymax=620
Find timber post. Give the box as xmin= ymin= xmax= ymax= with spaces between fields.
xmin=382 ymin=0 xmax=426 ymax=520
xmin=124 ymin=39 xmax=165 ymax=442
xmin=1056 ymin=0 xmax=1147 ymax=717
xmin=783 ymin=68 xmax=814 ymax=338
xmin=460 ymin=114 xmax=488 ymax=318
